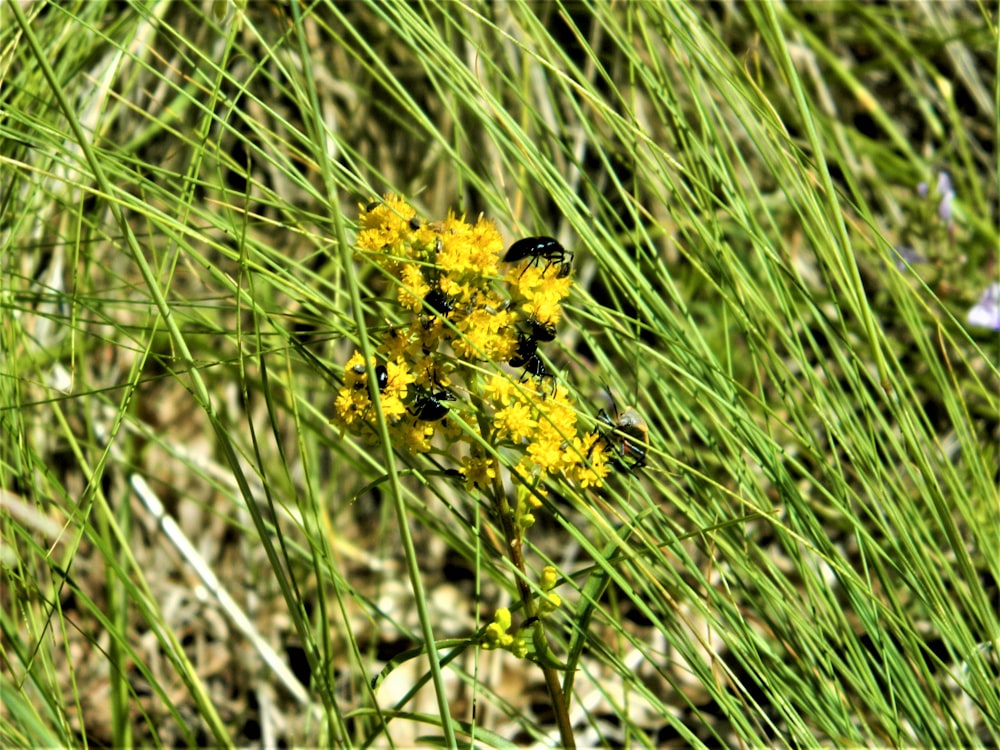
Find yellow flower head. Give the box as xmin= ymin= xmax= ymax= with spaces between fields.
xmin=462 ymin=453 xmax=498 ymax=491
xmin=336 ymin=195 xmax=615 ymax=490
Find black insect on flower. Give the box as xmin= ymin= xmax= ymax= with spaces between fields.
xmin=522 ymin=315 xmax=557 ymax=343
xmin=509 ymin=330 xmax=538 ymax=369
xmin=506 ymin=313 xmax=560 ymax=391
xmin=423 ymin=288 xmax=455 ymax=318
xmin=509 ymin=329 xmax=551 ymax=375
xmin=351 ymin=363 xmax=391 ymax=393
xmin=507 ymin=314 xmax=556 ymax=365
xmin=375 ymin=364 xmax=389 ymax=392
xmin=517 ymin=353 xmax=549 ymax=382
xmin=591 ymin=393 xmax=649 ymax=471
xmin=503 ymin=236 xmax=573 ymax=278
xmin=511 ymin=343 xmax=556 ymax=394
xmin=409 ymin=386 xmax=456 ymax=422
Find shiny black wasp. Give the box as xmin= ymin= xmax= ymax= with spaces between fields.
xmin=503 ymin=236 xmax=573 ymax=278
xmin=508 ymin=315 xmax=558 ymax=387
xmin=423 ymin=288 xmax=455 ymax=318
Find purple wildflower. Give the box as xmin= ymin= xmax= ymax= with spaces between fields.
xmin=935 ymin=171 xmax=955 ymax=226
xmin=935 ymin=170 xmax=953 ymax=197
xmin=892 ymin=245 xmax=927 ymax=270
xmin=939 ymin=190 xmax=954 ymax=225
xmin=967 ymin=283 xmax=1000 ymax=332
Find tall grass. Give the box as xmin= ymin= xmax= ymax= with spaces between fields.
xmin=2 ymin=1 xmax=997 ymax=747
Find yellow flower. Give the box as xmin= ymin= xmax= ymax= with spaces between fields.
xmin=342 ymin=351 xmax=368 ymax=389
xmin=332 ymin=387 xmax=366 ymax=428
xmin=452 ymin=307 xmax=506 ymax=361
xmin=379 ymin=325 xmax=419 ymax=363
xmin=536 ymin=387 xmax=577 ymax=433
xmin=494 ymin=401 xmax=537 ymax=443
xmin=398 ymin=420 xmax=435 ymax=454
xmin=566 ymin=433 xmax=610 ymax=488
xmin=462 ymin=454 xmax=497 ymax=491
xmin=336 ymin=194 xmax=624 ymax=496
xmin=511 ymin=462 xmax=545 ymax=507
xmin=409 ymin=355 xmax=449 ymax=390
xmin=511 ymin=636 xmax=529 ymax=659
xmin=540 ymin=565 xmax=558 ymax=591
xmin=483 ymin=374 xmax=515 ymax=407
xmin=483 ymin=607 xmax=514 ymax=649
xmin=520 ymin=273 xmax=572 ymax=315
xmin=440 ymin=415 xmax=465 ymax=443
xmin=398 ymin=263 xmax=431 ymax=312
xmin=360 ymin=194 xmax=415 ymax=230
xmin=538 ymin=591 xmax=561 ymax=617
xmin=526 ymin=436 xmax=564 ymax=473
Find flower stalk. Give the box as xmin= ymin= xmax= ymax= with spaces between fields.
xmin=332 ymin=194 xmax=623 ymax=747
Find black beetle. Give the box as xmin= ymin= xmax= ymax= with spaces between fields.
xmin=409 ymin=386 xmax=456 ymax=421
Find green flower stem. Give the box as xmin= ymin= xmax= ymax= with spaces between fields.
xmin=488 ymin=466 xmax=575 ymax=749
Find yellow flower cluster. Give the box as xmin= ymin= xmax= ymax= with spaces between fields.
xmin=481 ymin=566 xmax=562 ymax=657
xmin=331 ymin=194 xmax=611 ymax=489
xmin=482 ymin=607 xmax=528 ymax=658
